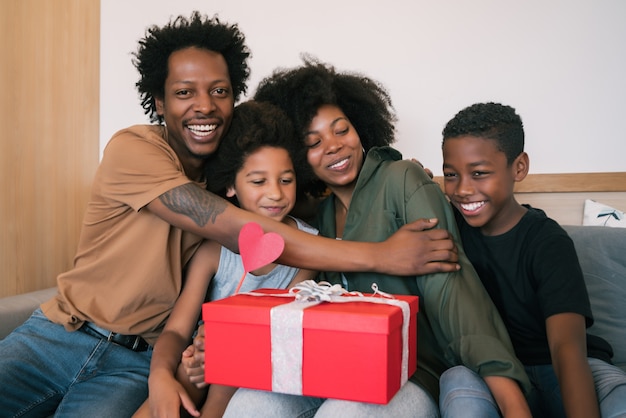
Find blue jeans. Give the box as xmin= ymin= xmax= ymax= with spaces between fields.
xmin=439 ymin=366 xmax=501 ymax=418
xmin=524 ymin=362 xmax=567 ymax=418
xmin=223 ymin=381 xmax=439 ymax=418
xmin=0 ymin=309 xmax=152 ymax=417
xmin=525 ymin=358 xmax=626 ymax=418
xmin=588 ymin=357 xmax=626 ymax=418
xmin=439 ymin=360 xmax=626 ymax=418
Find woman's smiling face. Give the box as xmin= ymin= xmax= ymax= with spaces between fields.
xmin=304 ymin=104 xmax=363 ymax=192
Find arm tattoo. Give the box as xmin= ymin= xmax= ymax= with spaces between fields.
xmin=159 ymin=183 xmax=227 ymax=227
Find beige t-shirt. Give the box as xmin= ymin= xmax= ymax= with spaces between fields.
xmin=42 ymin=125 xmax=203 ymax=345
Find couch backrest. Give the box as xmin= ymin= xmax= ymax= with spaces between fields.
xmin=562 ymin=225 xmax=626 ymax=372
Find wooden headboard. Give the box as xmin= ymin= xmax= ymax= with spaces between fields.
xmin=433 ymin=172 xmax=626 ymax=226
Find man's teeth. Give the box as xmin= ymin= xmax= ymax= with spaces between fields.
xmin=460 ymin=201 xmax=485 ymax=212
xmin=188 ymin=124 xmax=217 ymax=136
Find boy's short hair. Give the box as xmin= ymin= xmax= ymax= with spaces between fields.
xmin=204 ymin=101 xmax=303 ymax=201
xmin=133 ymin=11 xmax=251 ymax=123
xmin=442 ymin=102 xmax=524 ymax=164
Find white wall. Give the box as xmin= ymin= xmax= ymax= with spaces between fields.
xmin=101 ymin=0 xmax=626 ymax=175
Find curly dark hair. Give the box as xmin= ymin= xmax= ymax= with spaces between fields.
xmin=204 ymin=101 xmax=304 ymax=204
xmin=253 ymin=56 xmax=397 ymax=197
xmin=133 ymin=11 xmax=251 ymax=123
xmin=442 ymin=102 xmax=524 ymax=165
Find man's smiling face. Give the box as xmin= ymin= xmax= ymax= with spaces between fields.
xmin=156 ymin=47 xmax=234 ymax=172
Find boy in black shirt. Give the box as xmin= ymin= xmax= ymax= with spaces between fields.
xmin=439 ymin=102 xmax=626 ymax=418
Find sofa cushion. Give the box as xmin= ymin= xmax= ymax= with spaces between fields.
xmin=563 ymin=225 xmax=626 ymax=372
xmin=0 ymin=287 xmax=57 ymax=340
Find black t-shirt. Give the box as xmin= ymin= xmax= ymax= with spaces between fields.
xmin=455 ymin=205 xmax=612 ymax=365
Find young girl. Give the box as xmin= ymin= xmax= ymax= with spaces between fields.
xmin=216 ymin=59 xmax=532 ymax=417
xmin=134 ymin=101 xmax=318 ymax=418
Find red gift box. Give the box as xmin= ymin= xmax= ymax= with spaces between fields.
xmin=202 ymin=286 xmax=418 ymax=404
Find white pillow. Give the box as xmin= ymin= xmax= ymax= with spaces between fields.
xmin=583 ymin=199 xmax=626 ymax=228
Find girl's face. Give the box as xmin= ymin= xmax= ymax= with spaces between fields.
xmin=227 ymin=146 xmax=296 ymax=222
xmin=304 ymin=104 xmax=364 ymax=192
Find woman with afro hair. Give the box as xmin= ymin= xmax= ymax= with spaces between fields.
xmin=219 ymin=58 xmax=534 ymax=417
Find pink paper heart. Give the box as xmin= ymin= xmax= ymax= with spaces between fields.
xmin=238 ymin=222 xmax=285 ymax=272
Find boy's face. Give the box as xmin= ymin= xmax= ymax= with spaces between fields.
xmin=227 ymin=146 xmax=296 ymax=223
xmin=304 ymin=104 xmax=364 ymax=194
xmin=155 ymin=47 xmax=234 ymax=172
xmin=442 ymin=135 xmax=524 ymax=236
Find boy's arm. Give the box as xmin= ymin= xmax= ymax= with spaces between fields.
xmin=483 ymin=376 xmax=532 ymax=418
xmin=546 ymin=312 xmax=600 ymax=418
xmin=148 ymin=240 xmax=221 ymax=418
xmin=146 ymin=183 xmax=459 ymax=275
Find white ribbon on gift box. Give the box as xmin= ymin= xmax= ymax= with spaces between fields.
xmin=246 ymin=280 xmax=411 ymax=396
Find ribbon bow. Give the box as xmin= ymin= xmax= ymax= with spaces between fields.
xmin=290 ymin=280 xmax=348 ymax=301
xmin=290 ymin=280 xmax=397 ymax=302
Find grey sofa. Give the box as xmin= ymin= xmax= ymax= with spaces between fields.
xmin=564 ymin=225 xmax=626 ymax=372
xmin=1 ymin=225 xmax=624 ymax=373
xmin=0 ymin=286 xmax=57 ymax=339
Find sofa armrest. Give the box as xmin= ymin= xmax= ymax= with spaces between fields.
xmin=0 ymin=287 xmax=58 ymax=339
